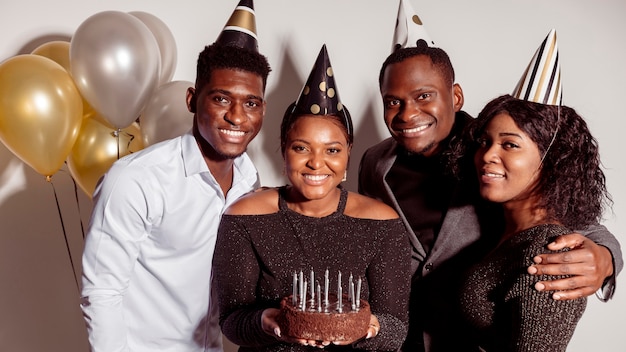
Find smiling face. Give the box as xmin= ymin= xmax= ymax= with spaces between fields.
xmin=283 ymin=115 xmax=351 ymax=202
xmin=380 ymin=55 xmax=463 ymax=157
xmin=474 ymin=113 xmax=543 ymax=206
xmin=187 ymin=68 xmax=265 ymax=161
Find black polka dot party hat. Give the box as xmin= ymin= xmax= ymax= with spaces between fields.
xmin=289 ymin=44 xmax=353 ymax=138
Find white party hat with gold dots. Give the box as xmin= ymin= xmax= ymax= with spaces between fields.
xmin=392 ymin=0 xmax=434 ymax=51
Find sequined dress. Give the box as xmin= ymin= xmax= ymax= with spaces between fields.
xmin=459 ymin=224 xmax=587 ymax=352
xmin=213 ymin=186 xmax=411 ymax=351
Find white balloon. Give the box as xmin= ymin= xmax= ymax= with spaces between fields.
xmin=129 ymin=11 xmax=177 ymax=85
xmin=140 ymin=80 xmax=194 ymax=146
xmin=70 ymin=11 xmax=161 ymax=129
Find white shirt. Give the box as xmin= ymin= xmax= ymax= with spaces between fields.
xmin=81 ymin=131 xmax=259 ymax=352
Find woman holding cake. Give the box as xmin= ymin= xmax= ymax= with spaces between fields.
xmin=212 ymin=45 xmax=411 ymax=351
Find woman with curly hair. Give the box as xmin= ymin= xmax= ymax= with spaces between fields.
xmin=457 ymin=93 xmax=613 ymax=352
xmin=456 ymin=30 xmax=614 ymax=352
xmin=454 ymin=95 xmax=610 ymax=351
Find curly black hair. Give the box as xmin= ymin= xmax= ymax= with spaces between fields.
xmin=194 ymin=43 xmax=271 ymax=93
xmin=451 ymin=94 xmax=611 ymax=229
xmin=378 ymin=40 xmax=455 ymax=89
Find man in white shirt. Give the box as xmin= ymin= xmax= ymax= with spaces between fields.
xmin=80 ymin=1 xmax=271 ymax=351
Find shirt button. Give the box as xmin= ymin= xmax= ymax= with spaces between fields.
xmin=424 ymin=263 xmax=433 ymax=271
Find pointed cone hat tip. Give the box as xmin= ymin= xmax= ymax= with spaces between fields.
xmin=512 ymin=29 xmax=562 ymax=106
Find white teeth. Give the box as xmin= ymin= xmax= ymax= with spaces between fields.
xmin=221 ymin=129 xmax=245 ymax=137
xmin=402 ymin=125 xmax=429 ymax=133
xmin=484 ymin=172 xmax=503 ymax=178
xmin=305 ymin=174 xmax=328 ymax=181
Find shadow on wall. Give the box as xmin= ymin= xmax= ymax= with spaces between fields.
xmin=345 ymin=97 xmax=387 ymax=193
xmin=1 ymin=32 xmax=93 ymax=351
xmin=0 ymin=143 xmax=92 ymax=352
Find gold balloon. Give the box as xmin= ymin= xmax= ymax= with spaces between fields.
xmin=67 ymin=115 xmax=144 ymax=197
xmin=31 ymin=40 xmax=96 ymax=119
xmin=0 ymin=54 xmax=83 ymax=178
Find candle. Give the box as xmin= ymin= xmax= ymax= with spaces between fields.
xmin=356 ymin=276 xmax=362 ymax=311
xmin=350 ymin=280 xmax=356 ymax=311
xmin=349 ymin=273 xmax=354 ymax=306
xmin=337 ymin=271 xmax=342 ymax=313
xmin=292 ymin=271 xmax=297 ymax=305
xmin=299 ymin=270 xmax=304 ymax=306
xmin=317 ymin=281 xmax=322 ymax=312
xmin=310 ymin=269 xmax=315 ymax=302
xmin=302 ymin=280 xmax=308 ymax=311
xmin=324 ymin=268 xmax=329 ymax=307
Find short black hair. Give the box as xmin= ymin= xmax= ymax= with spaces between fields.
xmin=195 ymin=43 xmax=271 ymax=92
xmin=379 ymin=40 xmax=455 ymax=89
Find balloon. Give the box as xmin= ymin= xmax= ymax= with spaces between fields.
xmin=140 ymin=80 xmax=194 ymax=146
xmin=70 ymin=11 xmax=160 ymax=129
xmin=31 ymin=40 xmax=96 ymax=119
xmin=129 ymin=11 xmax=177 ymax=85
xmin=0 ymin=54 xmax=83 ymax=179
xmin=67 ymin=115 xmax=144 ymax=197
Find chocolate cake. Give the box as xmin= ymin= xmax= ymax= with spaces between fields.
xmin=277 ymin=293 xmax=370 ymax=342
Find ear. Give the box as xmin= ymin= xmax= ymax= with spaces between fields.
xmin=186 ymin=87 xmax=197 ymax=113
xmin=452 ymin=83 xmax=464 ymax=112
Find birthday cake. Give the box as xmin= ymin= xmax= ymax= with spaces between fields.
xmin=277 ymin=293 xmax=370 ymax=342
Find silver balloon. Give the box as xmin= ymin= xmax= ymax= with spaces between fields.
xmin=140 ymin=80 xmax=194 ymax=146
xmin=129 ymin=11 xmax=177 ymax=85
xmin=70 ymin=11 xmax=161 ymax=129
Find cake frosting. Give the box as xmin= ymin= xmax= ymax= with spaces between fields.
xmin=277 ymin=293 xmax=370 ymax=342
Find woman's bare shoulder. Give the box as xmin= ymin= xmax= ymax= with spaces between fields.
xmin=344 ymin=191 xmax=400 ymax=220
xmin=224 ymin=187 xmax=280 ymax=215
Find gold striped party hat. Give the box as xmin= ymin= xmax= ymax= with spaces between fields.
xmin=215 ymin=0 xmax=258 ymax=52
xmin=392 ymin=0 xmax=434 ymax=51
xmin=512 ymin=29 xmax=562 ymax=106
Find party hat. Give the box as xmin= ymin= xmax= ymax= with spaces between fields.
xmin=215 ymin=0 xmax=258 ymax=51
xmin=289 ymin=44 xmax=353 ymax=137
xmin=512 ymin=29 xmax=562 ymax=106
xmin=392 ymin=0 xmax=434 ymax=51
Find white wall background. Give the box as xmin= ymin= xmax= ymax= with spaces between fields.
xmin=0 ymin=1 xmax=624 ymax=351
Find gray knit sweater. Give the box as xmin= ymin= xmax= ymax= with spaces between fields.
xmin=459 ymin=224 xmax=587 ymax=352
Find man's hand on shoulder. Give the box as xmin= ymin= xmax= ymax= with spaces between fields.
xmin=527 ymin=232 xmax=614 ymax=300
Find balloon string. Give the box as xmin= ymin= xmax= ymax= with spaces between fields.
xmin=116 ymin=128 xmax=121 ymax=159
xmin=63 ymin=161 xmax=86 ymax=240
xmin=50 ymin=180 xmax=80 ymax=293
xmin=71 ymin=174 xmax=86 ymax=240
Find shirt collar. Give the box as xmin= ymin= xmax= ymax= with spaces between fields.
xmin=180 ymin=130 xmax=259 ymax=188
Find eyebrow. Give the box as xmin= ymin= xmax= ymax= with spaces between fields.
xmin=208 ymin=88 xmax=263 ymax=101
xmin=290 ymin=138 xmax=346 ymax=146
xmin=498 ymin=132 xmax=523 ymax=138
